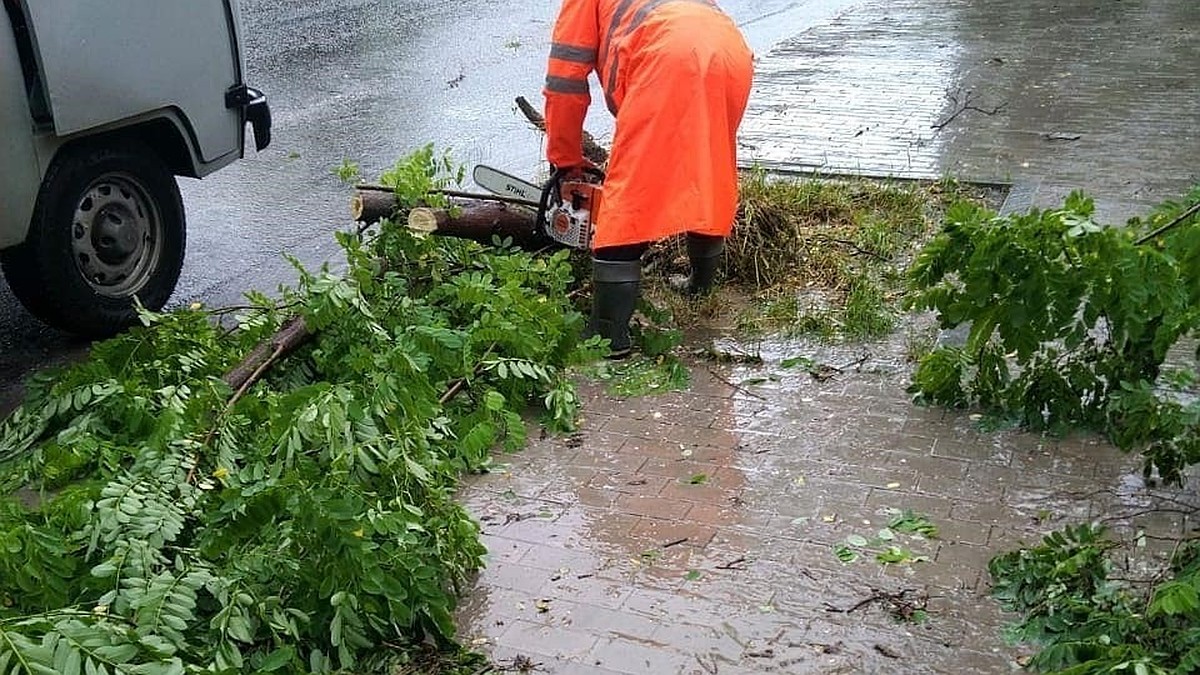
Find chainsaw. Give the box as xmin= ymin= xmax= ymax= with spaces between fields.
xmin=473 ymin=164 xmax=603 ymax=250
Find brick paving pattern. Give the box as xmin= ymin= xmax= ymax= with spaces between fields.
xmin=455 ymin=338 xmax=1186 ymax=673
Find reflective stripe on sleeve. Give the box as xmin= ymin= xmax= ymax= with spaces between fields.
xmin=550 ymin=42 xmax=598 ymax=64
xmin=545 ymin=75 xmax=591 ymax=94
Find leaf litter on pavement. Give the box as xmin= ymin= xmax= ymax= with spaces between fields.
xmin=832 ymin=508 xmax=939 ymax=566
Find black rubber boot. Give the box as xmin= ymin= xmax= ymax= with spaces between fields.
xmin=670 ymin=234 xmax=725 ymax=296
xmin=589 ymin=258 xmax=641 ymax=358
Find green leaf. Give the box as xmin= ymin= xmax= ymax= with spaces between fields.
xmin=484 ymin=391 xmax=506 ymax=412
xmin=258 ymin=646 xmax=297 ymax=671
xmin=1148 ymin=580 xmax=1200 ymax=618
xmin=887 ymin=510 xmax=939 ymax=538
xmin=875 ymin=546 xmax=928 ymax=565
xmin=780 ymin=356 xmax=814 ymax=370
xmin=833 ymin=544 xmax=858 ymax=564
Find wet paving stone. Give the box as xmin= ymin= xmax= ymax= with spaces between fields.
xmin=454 ymin=339 xmax=1187 ymax=673
xmin=739 ymin=0 xmax=1200 ymax=223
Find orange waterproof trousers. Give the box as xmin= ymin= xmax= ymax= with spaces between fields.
xmin=544 ymin=0 xmax=754 ymax=250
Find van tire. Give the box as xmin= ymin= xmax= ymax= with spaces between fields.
xmin=1 ymin=141 xmax=186 ymax=338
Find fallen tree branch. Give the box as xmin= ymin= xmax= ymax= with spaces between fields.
xmin=351 ymin=189 xmax=537 ymax=226
xmin=823 ymin=587 xmax=929 ymax=623
xmin=407 ymin=202 xmax=543 ymax=247
xmin=223 ymin=316 xmax=313 ymax=393
xmin=706 ymin=367 xmax=766 ymax=400
xmin=515 ymin=95 xmax=610 ymax=166
xmin=189 ymin=316 xmax=314 ymax=483
xmin=1135 ymin=200 xmax=1200 ymax=245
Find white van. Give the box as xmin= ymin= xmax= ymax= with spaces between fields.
xmin=0 ymin=0 xmax=271 ymax=336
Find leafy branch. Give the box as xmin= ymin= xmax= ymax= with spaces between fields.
xmin=0 ymin=146 xmax=595 ymax=673
xmin=905 ymin=186 xmax=1200 ymax=482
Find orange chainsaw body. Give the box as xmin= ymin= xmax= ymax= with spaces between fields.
xmin=545 ymin=178 xmax=602 ymax=249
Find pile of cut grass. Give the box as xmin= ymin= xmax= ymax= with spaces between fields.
xmin=643 ymin=170 xmax=981 ymax=340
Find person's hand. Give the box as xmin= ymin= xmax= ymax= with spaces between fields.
xmin=554 ymin=158 xmax=597 ymax=179
xmin=558 ymin=161 xmax=603 ymax=185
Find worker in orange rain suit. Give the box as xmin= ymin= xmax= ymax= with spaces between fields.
xmin=544 ymin=0 xmax=754 ymax=356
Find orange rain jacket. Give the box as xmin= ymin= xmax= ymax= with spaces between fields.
xmin=543 ymin=0 xmax=754 ymax=250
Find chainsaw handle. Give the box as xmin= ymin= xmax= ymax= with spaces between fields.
xmin=578 ymin=165 xmax=606 ymax=182
xmin=539 ymin=165 xmax=605 ymax=216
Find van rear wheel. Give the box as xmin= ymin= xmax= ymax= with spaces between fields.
xmin=1 ymin=141 xmax=186 ymax=338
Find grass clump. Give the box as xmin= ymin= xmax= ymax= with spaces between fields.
xmin=645 ymin=169 xmax=981 ymax=341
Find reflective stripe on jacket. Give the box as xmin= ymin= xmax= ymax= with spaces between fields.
xmin=544 ymin=0 xmax=721 ymax=166
xmin=544 ymin=0 xmax=754 ymax=248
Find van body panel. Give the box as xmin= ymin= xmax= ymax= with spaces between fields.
xmin=19 ymin=0 xmax=243 ymax=164
xmin=0 ymin=25 xmax=40 ymax=249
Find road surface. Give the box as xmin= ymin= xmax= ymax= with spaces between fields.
xmin=0 ymin=0 xmax=864 ymax=407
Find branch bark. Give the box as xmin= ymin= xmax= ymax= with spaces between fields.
xmin=515 ymin=95 xmax=610 ymax=166
xmin=350 ymin=190 xmax=398 ymax=224
xmin=352 ymin=190 xmax=537 ymax=226
xmin=407 ymin=201 xmax=541 ymax=247
xmin=222 ymin=315 xmax=313 ymax=393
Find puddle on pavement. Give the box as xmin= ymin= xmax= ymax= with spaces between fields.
xmin=452 ymin=309 xmax=1190 ymax=673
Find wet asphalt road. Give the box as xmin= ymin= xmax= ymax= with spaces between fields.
xmin=0 ymin=0 xmax=860 ymax=405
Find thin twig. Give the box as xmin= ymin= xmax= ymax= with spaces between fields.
xmin=354 ymin=183 xmax=394 ymax=193
xmin=811 ymin=235 xmax=889 ymax=261
xmin=1099 ymin=506 xmax=1199 ymax=523
xmin=438 ymin=342 xmax=499 ymax=406
xmin=433 ymin=189 xmax=540 ymax=208
xmin=715 ymin=556 xmax=748 ymax=570
xmin=439 ymin=379 xmax=468 ymax=406
xmin=837 ymin=354 xmax=870 ymax=372
xmin=1134 ymin=200 xmax=1200 ymax=245
xmin=931 ymin=89 xmax=1008 ymax=130
xmin=188 ymin=341 xmax=287 ymax=483
xmin=706 ymin=367 xmax=766 ymax=400
xmin=824 ymin=595 xmax=881 ymax=613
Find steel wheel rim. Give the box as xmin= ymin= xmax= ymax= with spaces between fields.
xmin=70 ymin=172 xmax=164 ymax=298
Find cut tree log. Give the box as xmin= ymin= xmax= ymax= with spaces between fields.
xmin=352 ymin=189 xmax=538 ymax=226
xmin=407 ymin=201 xmax=542 ymax=247
xmin=350 ymin=190 xmax=398 ymax=225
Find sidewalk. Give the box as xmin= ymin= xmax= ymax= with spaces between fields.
xmin=737 ymin=0 xmax=1200 ymax=222
xmin=455 ymin=339 xmax=1182 ymax=673
xmin=455 ymin=1 xmax=1200 ymax=672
